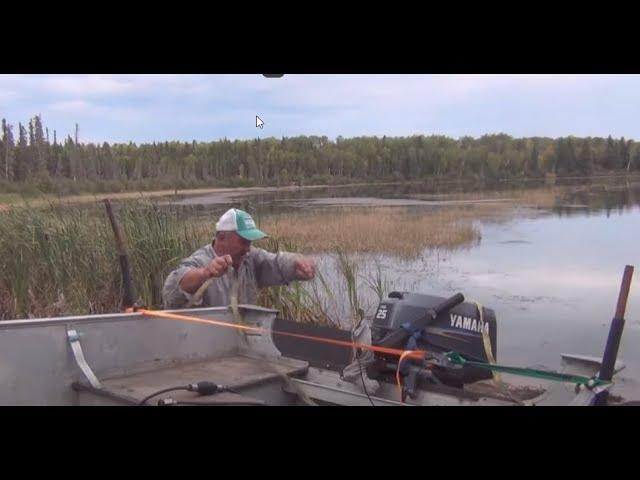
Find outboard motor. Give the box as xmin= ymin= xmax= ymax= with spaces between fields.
xmin=369 ymin=291 xmax=498 ymax=389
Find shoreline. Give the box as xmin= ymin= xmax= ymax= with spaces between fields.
xmin=1 ymin=173 xmax=639 ymax=210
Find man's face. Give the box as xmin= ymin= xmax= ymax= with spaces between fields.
xmin=223 ymin=232 xmax=251 ymax=268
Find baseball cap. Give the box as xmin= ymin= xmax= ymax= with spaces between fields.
xmin=215 ymin=208 xmax=268 ymax=241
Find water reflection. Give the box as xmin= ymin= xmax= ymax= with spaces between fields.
xmin=168 ymin=176 xmax=640 ymax=219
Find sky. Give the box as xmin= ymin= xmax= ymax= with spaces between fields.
xmin=1 ymin=74 xmax=639 ymax=144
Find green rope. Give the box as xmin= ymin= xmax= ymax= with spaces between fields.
xmin=444 ymin=352 xmax=610 ymax=388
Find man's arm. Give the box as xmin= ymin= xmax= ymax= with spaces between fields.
xmin=252 ymin=248 xmax=316 ymax=289
xmin=179 ymin=255 xmax=233 ymax=294
xmin=162 ymin=249 xmax=232 ymax=308
xmin=178 ymin=267 xmax=211 ymax=295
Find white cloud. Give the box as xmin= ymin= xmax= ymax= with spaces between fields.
xmin=2 ymin=74 xmax=640 ymax=143
xmin=1 ymin=73 xmax=613 ymax=112
xmin=249 ymin=74 xmax=593 ymax=110
xmin=43 ymin=75 xmax=140 ymax=96
xmin=0 ymin=90 xmax=19 ymax=103
xmin=49 ymin=99 xmax=92 ymax=112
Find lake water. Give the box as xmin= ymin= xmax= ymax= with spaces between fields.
xmin=173 ymin=177 xmax=640 ymax=396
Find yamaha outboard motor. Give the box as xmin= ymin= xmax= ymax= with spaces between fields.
xmin=369 ymin=291 xmax=498 ymax=389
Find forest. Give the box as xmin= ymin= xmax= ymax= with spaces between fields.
xmin=2 ymin=115 xmax=638 ymax=195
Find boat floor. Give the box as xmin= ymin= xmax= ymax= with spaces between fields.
xmin=73 ymin=354 xmax=309 ymax=405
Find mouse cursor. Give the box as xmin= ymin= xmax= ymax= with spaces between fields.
xmin=256 ymin=115 xmax=264 ymax=129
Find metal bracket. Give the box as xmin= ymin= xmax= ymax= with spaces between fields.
xmin=67 ymin=329 xmax=102 ymax=389
xmin=561 ymin=353 xmax=626 ymax=378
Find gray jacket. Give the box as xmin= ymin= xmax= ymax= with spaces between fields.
xmin=162 ymin=243 xmax=304 ymax=309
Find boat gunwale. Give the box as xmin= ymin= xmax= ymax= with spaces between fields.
xmin=0 ymin=304 xmax=279 ymax=329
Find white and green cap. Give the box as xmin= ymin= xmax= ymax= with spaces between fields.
xmin=216 ymin=208 xmax=268 ymax=241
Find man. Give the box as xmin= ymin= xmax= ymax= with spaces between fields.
xmin=163 ymin=208 xmax=316 ymax=309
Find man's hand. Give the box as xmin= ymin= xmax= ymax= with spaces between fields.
xmin=204 ymin=254 xmax=233 ymax=278
xmin=179 ymin=254 xmax=233 ymax=295
xmin=294 ymin=256 xmax=316 ymax=280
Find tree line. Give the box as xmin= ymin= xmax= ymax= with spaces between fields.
xmin=1 ymin=115 xmax=639 ymax=195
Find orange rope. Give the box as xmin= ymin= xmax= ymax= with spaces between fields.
xmin=137 ymin=308 xmax=428 ymax=397
xmin=396 ymin=350 xmax=427 ymax=403
xmin=139 ymin=308 xmax=425 ymax=360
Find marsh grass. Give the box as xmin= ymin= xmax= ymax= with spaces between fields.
xmin=260 ymin=207 xmax=482 ymax=259
xmin=0 ymin=201 xmax=481 ymax=322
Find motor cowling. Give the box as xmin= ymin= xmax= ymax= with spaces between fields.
xmin=370 ymin=291 xmax=498 ymax=387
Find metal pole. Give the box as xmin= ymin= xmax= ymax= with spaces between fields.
xmin=594 ymin=265 xmax=634 ymax=406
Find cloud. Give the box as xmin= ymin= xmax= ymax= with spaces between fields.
xmin=1 ymin=74 xmax=640 ymax=143
xmin=44 ymin=75 xmax=133 ymax=96
xmin=49 ymin=99 xmax=92 ymax=112
xmin=0 ymin=90 xmax=19 ymax=103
